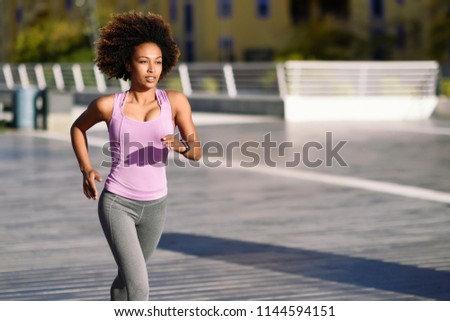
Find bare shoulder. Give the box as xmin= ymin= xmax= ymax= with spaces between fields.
xmin=166 ymin=90 xmax=189 ymax=106
xmin=72 ymin=94 xmax=115 ymax=130
xmin=166 ymin=90 xmax=191 ymax=116
xmin=88 ymin=94 xmax=115 ymax=121
xmin=92 ymin=94 xmax=114 ymax=113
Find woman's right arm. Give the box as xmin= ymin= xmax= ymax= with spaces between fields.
xmin=70 ymin=95 xmax=113 ymax=200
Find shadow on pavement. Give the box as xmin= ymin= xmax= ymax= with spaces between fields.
xmin=159 ymin=232 xmax=450 ymax=300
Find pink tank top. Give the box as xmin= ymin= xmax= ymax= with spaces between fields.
xmin=104 ymin=89 xmax=174 ymax=201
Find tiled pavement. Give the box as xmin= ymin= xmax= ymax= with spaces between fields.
xmin=1 ymin=114 xmax=450 ymax=301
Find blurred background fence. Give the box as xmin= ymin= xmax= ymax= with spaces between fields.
xmin=0 ymin=61 xmax=444 ymax=98
xmin=0 ymin=62 xmax=282 ymax=98
xmin=0 ymin=61 xmax=447 ymax=128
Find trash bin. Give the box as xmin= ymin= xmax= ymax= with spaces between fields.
xmin=13 ymin=87 xmax=40 ymax=129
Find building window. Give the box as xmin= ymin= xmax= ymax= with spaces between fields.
xmin=290 ymin=0 xmax=310 ymax=23
xmin=396 ymin=0 xmax=405 ymax=4
xmin=139 ymin=0 xmax=147 ymax=3
xmin=218 ymin=0 xmax=232 ymax=18
xmin=169 ymin=0 xmax=177 ymax=21
xmin=219 ymin=37 xmax=234 ymax=61
xmin=15 ymin=6 xmax=23 ymax=23
xmin=257 ymin=0 xmax=270 ymax=18
xmin=290 ymin=0 xmax=349 ymax=23
xmin=371 ymin=27 xmax=389 ymax=60
xmin=320 ymin=0 xmax=349 ymax=19
xmin=184 ymin=3 xmax=193 ymax=33
xmin=396 ymin=25 xmax=406 ymax=50
xmin=65 ymin=0 xmax=73 ymax=10
xmin=371 ymin=0 xmax=384 ymax=19
xmin=185 ymin=39 xmax=195 ymax=62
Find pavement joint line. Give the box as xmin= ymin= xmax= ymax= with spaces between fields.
xmin=386 ymin=125 xmax=450 ymax=136
xmin=229 ymin=163 xmax=450 ymax=204
xmin=16 ymin=130 xmax=450 ymax=205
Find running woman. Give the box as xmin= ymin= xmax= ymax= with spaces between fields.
xmin=70 ymin=11 xmax=201 ymax=301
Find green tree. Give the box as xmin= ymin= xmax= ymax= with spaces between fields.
xmin=428 ymin=12 xmax=450 ymax=61
xmin=423 ymin=0 xmax=450 ymax=62
xmin=13 ymin=19 xmax=93 ymax=62
xmin=278 ymin=18 xmax=369 ymax=60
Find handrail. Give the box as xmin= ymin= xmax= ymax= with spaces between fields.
xmin=0 ymin=61 xmax=439 ymax=98
xmin=284 ymin=61 xmax=438 ymax=97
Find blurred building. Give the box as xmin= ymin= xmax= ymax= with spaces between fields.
xmin=0 ymin=0 xmax=448 ymax=62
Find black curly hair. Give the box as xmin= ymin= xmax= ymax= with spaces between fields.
xmin=95 ymin=11 xmax=180 ymax=81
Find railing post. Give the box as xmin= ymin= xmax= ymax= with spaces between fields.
xmin=276 ymin=63 xmax=288 ymax=97
xmin=3 ymin=64 xmax=14 ymax=89
xmin=52 ymin=64 xmax=65 ymax=91
xmin=18 ymin=64 xmax=30 ymax=88
xmin=34 ymin=64 xmax=46 ymax=90
xmin=178 ymin=64 xmax=192 ymax=96
xmin=431 ymin=64 xmax=439 ymax=96
xmin=120 ymin=79 xmax=129 ymax=92
xmin=72 ymin=64 xmax=85 ymax=92
xmin=223 ymin=64 xmax=237 ymax=97
xmin=93 ymin=65 xmax=107 ymax=93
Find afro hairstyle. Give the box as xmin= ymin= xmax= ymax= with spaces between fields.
xmin=95 ymin=11 xmax=180 ymax=81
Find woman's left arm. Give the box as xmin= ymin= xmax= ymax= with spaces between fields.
xmin=162 ymin=91 xmax=202 ymax=161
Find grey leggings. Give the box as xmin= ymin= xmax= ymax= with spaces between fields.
xmin=98 ymin=189 xmax=167 ymax=301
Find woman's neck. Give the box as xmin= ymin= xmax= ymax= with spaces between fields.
xmin=127 ymin=87 xmax=157 ymax=105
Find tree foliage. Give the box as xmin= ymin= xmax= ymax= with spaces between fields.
xmin=278 ymin=18 xmax=369 ymax=61
xmin=427 ymin=12 xmax=450 ymax=61
xmin=13 ymin=19 xmax=93 ymax=62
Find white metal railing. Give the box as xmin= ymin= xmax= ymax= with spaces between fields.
xmin=0 ymin=61 xmax=439 ymax=98
xmin=284 ymin=61 xmax=439 ymax=97
xmin=0 ymin=62 xmax=281 ymax=97
xmin=283 ymin=61 xmax=439 ymax=121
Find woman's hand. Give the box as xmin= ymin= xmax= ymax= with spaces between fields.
xmin=161 ymin=135 xmax=188 ymax=153
xmin=82 ymin=169 xmax=103 ymax=200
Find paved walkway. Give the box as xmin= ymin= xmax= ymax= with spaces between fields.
xmin=1 ymin=114 xmax=450 ymax=300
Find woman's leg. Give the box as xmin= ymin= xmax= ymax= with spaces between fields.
xmin=136 ymin=196 xmax=167 ymax=262
xmin=98 ymin=191 xmax=151 ymax=301
xmin=110 ymin=271 xmax=127 ymax=301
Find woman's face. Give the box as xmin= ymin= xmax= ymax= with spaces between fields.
xmin=127 ymin=42 xmax=163 ymax=89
